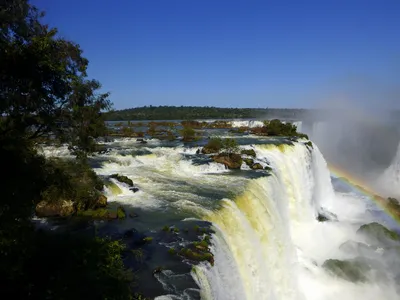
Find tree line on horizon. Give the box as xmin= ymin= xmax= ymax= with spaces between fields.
xmin=105 ymin=106 xmax=310 ymax=121
xmin=105 ymin=106 xmax=400 ymax=122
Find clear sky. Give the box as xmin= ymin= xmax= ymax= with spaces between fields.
xmin=33 ymin=0 xmax=400 ymax=109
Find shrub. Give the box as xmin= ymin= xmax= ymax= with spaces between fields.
xmin=222 ymin=138 xmax=239 ymax=155
xmin=41 ymin=158 xmax=104 ymax=210
xmin=203 ymin=137 xmax=224 ymax=153
xmin=181 ymin=126 xmax=196 ymax=142
xmin=0 ymin=231 xmax=133 ymax=299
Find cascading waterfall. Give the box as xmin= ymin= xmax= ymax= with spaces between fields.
xmin=193 ymin=143 xmax=400 ymax=300
xmin=194 ymin=144 xmax=321 ymax=300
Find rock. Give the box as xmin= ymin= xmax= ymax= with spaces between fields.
xmin=240 ymin=149 xmax=256 ymax=157
xmin=339 ymin=240 xmax=377 ymax=256
xmin=117 ymin=206 xmax=126 ymax=219
xmin=305 ymin=141 xmax=313 ymax=149
xmin=357 ymin=222 xmax=400 ymax=243
xmin=178 ymin=247 xmax=214 ymax=266
xmin=77 ymin=208 xmax=114 ymax=219
xmin=129 ymin=212 xmax=138 ymax=218
xmin=243 ymin=158 xmax=254 ymax=167
xmin=322 ymin=258 xmax=370 ymax=282
xmin=36 ymin=200 xmax=76 ymax=217
xmin=212 ymin=153 xmax=242 ymax=169
xmin=317 ymin=214 xmax=329 ymax=222
xmin=130 ymin=187 xmax=139 ymax=193
xmin=317 ymin=209 xmax=338 ymax=222
xmin=264 ymin=165 xmax=272 ymax=172
xmin=153 ymin=267 xmax=164 ymax=275
xmin=143 ymin=236 xmax=153 ymax=243
xmin=136 ymin=138 xmax=147 ymax=144
xmin=196 ymin=149 xmax=200 ymax=154
xmin=110 ymin=174 xmax=134 ymax=187
xmin=251 ymin=163 xmax=263 ymax=170
xmin=201 ymin=147 xmax=217 ymax=154
xmin=95 ymin=194 xmax=107 ymax=208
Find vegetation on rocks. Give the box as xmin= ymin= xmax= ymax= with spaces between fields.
xmin=250 ymin=119 xmax=309 ymax=139
xmin=212 ymin=153 xmax=243 ymax=169
xmin=241 ymin=149 xmax=257 ymax=157
xmin=322 ymin=258 xmax=370 ymax=282
xmin=111 ymin=174 xmax=134 ymax=187
xmin=181 ymin=126 xmax=197 ymax=142
xmin=357 ymin=222 xmax=399 ymax=242
xmin=176 ymin=235 xmax=214 ymax=266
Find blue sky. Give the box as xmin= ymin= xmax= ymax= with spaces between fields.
xmin=34 ymin=0 xmax=400 ymax=109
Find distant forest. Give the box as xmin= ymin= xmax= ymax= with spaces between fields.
xmin=105 ymin=106 xmax=310 ymax=121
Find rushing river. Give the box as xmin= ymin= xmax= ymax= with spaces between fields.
xmin=42 ymin=123 xmax=400 ymax=300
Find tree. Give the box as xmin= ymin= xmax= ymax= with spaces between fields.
xmin=0 ymin=0 xmax=110 ymax=157
xmin=60 ymin=78 xmax=111 ymax=158
xmin=222 ymin=138 xmax=239 ymax=155
xmin=181 ymin=126 xmax=196 ymax=141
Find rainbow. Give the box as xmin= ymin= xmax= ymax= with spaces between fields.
xmin=328 ymin=164 xmax=400 ymax=223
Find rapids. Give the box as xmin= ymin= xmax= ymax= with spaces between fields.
xmin=42 ymin=134 xmax=400 ymax=300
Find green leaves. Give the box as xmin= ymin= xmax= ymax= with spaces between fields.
xmin=0 ymin=0 xmax=110 ymax=159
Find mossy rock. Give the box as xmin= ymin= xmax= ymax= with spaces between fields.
xmin=264 ymin=165 xmax=272 ymax=172
xmin=357 ymin=222 xmax=399 ymax=242
xmin=76 ymin=205 xmax=126 ymax=220
xmin=251 ymin=163 xmax=263 ymax=170
xmin=143 ymin=237 xmax=153 ymax=243
xmin=243 ymin=158 xmax=254 ymax=167
xmin=212 ymin=153 xmax=242 ymax=169
xmin=305 ymin=141 xmax=313 ymax=149
xmin=322 ymin=259 xmax=370 ymax=282
xmin=95 ymin=194 xmax=107 ymax=208
xmin=117 ymin=206 xmax=126 ymax=219
xmin=110 ymin=174 xmax=134 ymax=187
xmin=36 ymin=200 xmax=76 ymax=217
xmin=240 ymin=149 xmax=256 ymax=157
xmin=178 ymin=248 xmax=214 ymax=265
xmin=77 ymin=208 xmax=113 ymax=219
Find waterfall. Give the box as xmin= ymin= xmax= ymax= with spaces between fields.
xmin=194 ymin=144 xmax=323 ymax=300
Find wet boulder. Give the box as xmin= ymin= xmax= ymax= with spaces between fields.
xmin=130 ymin=187 xmax=139 ymax=193
xmin=317 ymin=209 xmax=338 ymax=222
xmin=36 ymin=200 xmax=76 ymax=217
xmin=212 ymin=153 xmax=242 ymax=169
xmin=240 ymin=149 xmax=256 ymax=157
xmin=243 ymin=158 xmax=254 ymax=167
xmin=251 ymin=163 xmax=263 ymax=170
xmin=95 ymin=194 xmax=107 ymax=208
xmin=110 ymin=174 xmax=134 ymax=187
xmin=322 ymin=258 xmax=371 ymax=282
xmin=357 ymin=222 xmax=400 ymax=243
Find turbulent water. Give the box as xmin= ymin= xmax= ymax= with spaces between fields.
xmin=43 ymin=131 xmax=400 ymax=300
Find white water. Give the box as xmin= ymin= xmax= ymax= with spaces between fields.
xmin=42 ymin=137 xmax=400 ymax=299
xmin=230 ymin=120 xmax=264 ymax=128
xmin=380 ymin=141 xmax=400 ymax=198
xmin=193 ymin=143 xmax=400 ymax=300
